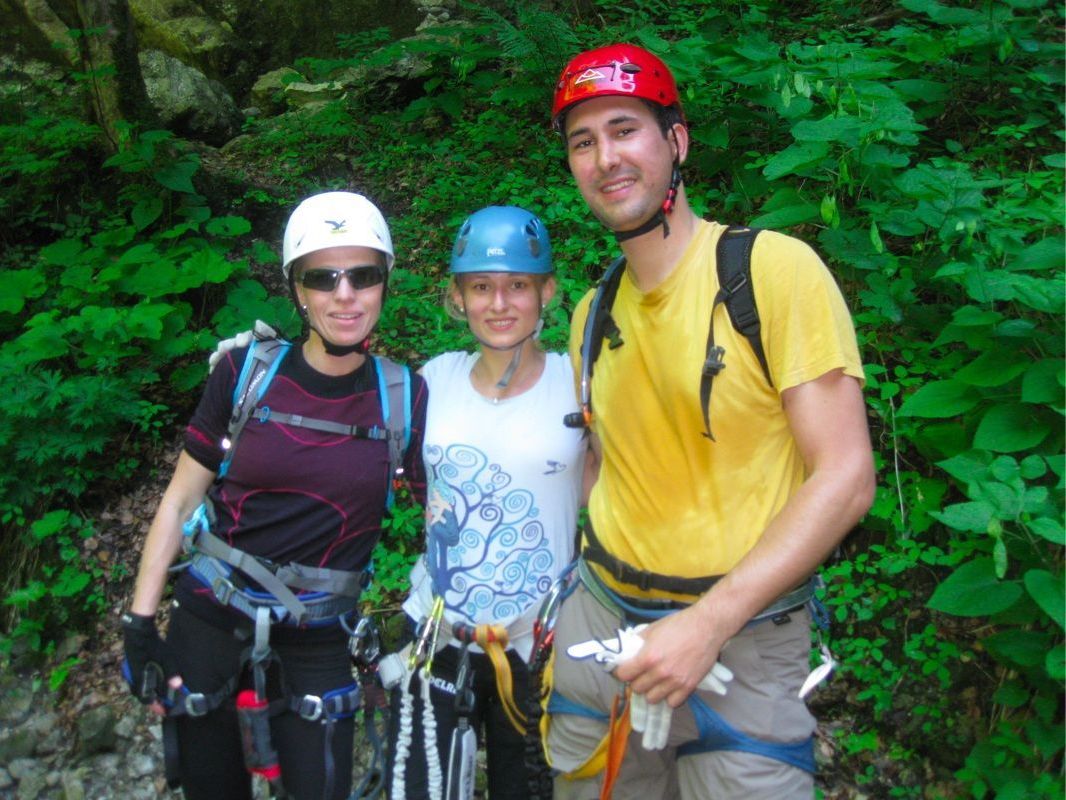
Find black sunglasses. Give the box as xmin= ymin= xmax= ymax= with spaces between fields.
xmin=299 ymin=265 xmax=386 ymax=292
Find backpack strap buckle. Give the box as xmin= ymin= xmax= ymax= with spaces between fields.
xmin=702 ymin=346 xmax=726 ymax=378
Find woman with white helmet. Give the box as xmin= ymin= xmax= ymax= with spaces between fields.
xmin=121 ymin=191 xmax=428 ymax=799
xmin=385 ymin=206 xmax=588 ymax=800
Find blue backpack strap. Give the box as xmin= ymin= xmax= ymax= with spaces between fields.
xmin=219 ymin=338 xmax=291 ymax=477
xmin=372 ymin=355 xmax=413 ymax=509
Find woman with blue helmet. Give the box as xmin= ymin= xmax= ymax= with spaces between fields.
xmin=385 ymin=206 xmax=588 ymax=799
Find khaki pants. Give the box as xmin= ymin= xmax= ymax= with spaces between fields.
xmin=546 ymin=583 xmax=816 ymax=800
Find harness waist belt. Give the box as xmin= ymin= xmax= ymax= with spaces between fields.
xmin=578 ymin=555 xmax=815 ymax=625
xmin=580 ymin=524 xmax=722 ymax=596
xmin=183 ymin=500 xmax=369 ymax=624
xmin=189 ymin=553 xmax=362 ymax=625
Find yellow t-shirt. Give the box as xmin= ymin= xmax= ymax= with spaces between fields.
xmin=570 ymin=220 xmax=863 ymax=597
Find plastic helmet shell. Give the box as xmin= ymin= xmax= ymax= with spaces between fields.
xmin=450 ymin=206 xmax=553 ymax=275
xmin=281 ymin=191 xmax=394 ymax=279
xmin=551 ymin=43 xmax=681 ymax=129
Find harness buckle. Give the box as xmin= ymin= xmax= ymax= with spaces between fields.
xmin=184 ymin=692 xmax=209 ymax=717
xmin=297 ymin=694 xmax=324 ymax=721
xmin=211 ymin=576 xmax=235 ymax=606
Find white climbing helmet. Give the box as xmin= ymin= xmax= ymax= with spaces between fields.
xmin=281 ymin=191 xmax=394 ymax=279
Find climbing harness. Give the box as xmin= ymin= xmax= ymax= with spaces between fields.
xmin=156 ymin=334 xmax=413 ymax=797
xmin=544 ymin=559 xmax=832 ymax=791
xmin=565 ymin=225 xmax=769 ymax=441
xmin=121 ymin=658 xmax=239 ymax=790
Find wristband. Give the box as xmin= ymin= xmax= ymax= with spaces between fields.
xmin=121 ymin=611 xmax=156 ymax=632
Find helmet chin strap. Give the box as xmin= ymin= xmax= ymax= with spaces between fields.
xmin=321 ymin=336 xmax=369 ymax=356
xmin=476 ymin=318 xmax=544 ymax=391
xmin=613 ymin=162 xmax=682 ymax=243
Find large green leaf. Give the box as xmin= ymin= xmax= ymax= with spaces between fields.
xmin=1023 ymin=569 xmax=1065 ymax=630
xmin=857 ymin=143 xmax=911 ymax=169
xmin=1029 ymin=517 xmax=1065 ymax=545
xmin=748 ymin=189 xmax=819 ymax=228
xmin=937 ymin=451 xmax=991 ymax=484
xmin=973 ymin=404 xmax=1050 ymax=452
xmin=982 ymin=628 xmax=1051 ymax=668
xmin=954 ymin=351 xmax=1029 ymax=387
xmin=791 ymin=114 xmax=865 ymax=146
xmin=762 ymin=141 xmax=829 ymax=180
xmin=1012 ymin=237 xmax=1066 ymax=272
xmin=205 ymin=215 xmax=253 ymax=237
xmin=963 ymin=269 xmax=1066 ymax=312
xmin=131 ymin=196 xmax=163 ymax=231
xmin=38 ymin=238 xmax=85 ymax=266
xmin=1047 ymin=644 xmax=1065 ymax=681
xmin=927 ymin=558 xmax=1023 ymax=617
xmin=930 ymin=501 xmax=994 ymax=533
xmin=0 ymin=269 xmax=46 ymax=315
xmin=1021 ymin=359 xmax=1065 ymax=405
xmin=153 ymin=155 xmax=199 ymax=194
xmin=898 ymin=379 xmax=980 ymax=418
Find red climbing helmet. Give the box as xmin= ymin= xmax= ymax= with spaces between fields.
xmin=551 ymin=43 xmax=681 ymax=129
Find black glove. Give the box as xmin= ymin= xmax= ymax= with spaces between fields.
xmin=121 ymin=611 xmax=181 ymax=704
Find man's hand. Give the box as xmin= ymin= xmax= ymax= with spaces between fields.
xmin=612 ymin=603 xmax=734 ymax=709
xmin=208 ymin=320 xmax=278 ymax=372
xmin=568 ymin=622 xmax=733 ymax=749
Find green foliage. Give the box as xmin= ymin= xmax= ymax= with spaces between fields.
xmin=1 ymin=511 xmax=104 ymax=669
xmin=0 ymin=104 xmax=277 ymax=658
xmin=639 ymin=1 xmax=1063 ymax=794
xmin=2 ymin=2 xmax=1062 ymax=792
xmin=364 ymin=487 xmax=425 ymax=607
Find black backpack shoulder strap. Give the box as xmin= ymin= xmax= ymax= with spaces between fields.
xmin=699 ymin=226 xmax=770 ymax=441
xmin=220 ymin=337 xmax=291 ymax=477
xmin=718 ymin=226 xmax=771 ymax=386
xmin=569 ymin=255 xmax=627 ymax=429
xmin=372 ymin=355 xmax=412 ymax=509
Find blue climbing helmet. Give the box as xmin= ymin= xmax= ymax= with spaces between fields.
xmin=450 ymin=206 xmax=553 ymax=275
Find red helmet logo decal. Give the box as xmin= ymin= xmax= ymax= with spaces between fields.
xmin=552 ymin=44 xmax=681 ymax=125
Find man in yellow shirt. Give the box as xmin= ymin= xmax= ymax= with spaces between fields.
xmin=543 ymin=44 xmax=876 ymax=798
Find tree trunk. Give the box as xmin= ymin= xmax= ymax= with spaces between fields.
xmin=73 ymin=0 xmax=157 ymax=151
xmin=11 ymin=0 xmax=156 ymax=152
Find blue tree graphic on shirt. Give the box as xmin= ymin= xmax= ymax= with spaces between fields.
xmin=425 ymin=443 xmax=553 ymax=622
